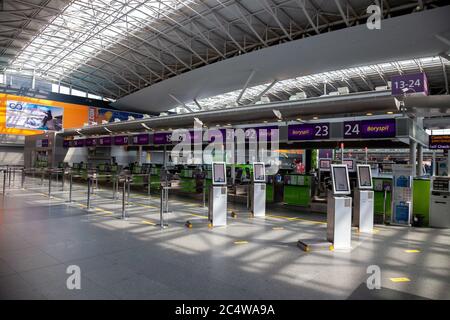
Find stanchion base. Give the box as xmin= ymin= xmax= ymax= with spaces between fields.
xmin=297 ymin=239 xmax=334 ymax=252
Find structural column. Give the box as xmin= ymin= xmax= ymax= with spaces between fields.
xmin=409 ymin=139 xmax=417 ymax=177
xmin=417 ymin=144 xmax=423 ymax=176
xmin=305 ymin=149 xmax=312 ymax=173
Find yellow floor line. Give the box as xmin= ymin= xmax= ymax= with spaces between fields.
xmin=266 ymin=214 xmax=326 ymax=225
xmin=390 ymin=277 xmax=411 ymax=283
xmin=141 ymin=219 xmax=156 ymax=226
xmin=234 ymin=240 xmax=248 ymax=245
xmin=190 ymin=213 xmax=208 ymax=219
xmin=94 ymin=207 xmax=113 ymax=215
xmin=405 ymin=249 xmax=420 ymax=253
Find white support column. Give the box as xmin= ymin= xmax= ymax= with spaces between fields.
xmin=31 ymin=69 xmax=36 ymax=90
xmin=417 ymin=144 xmax=423 ymax=176
xmin=409 ymin=139 xmax=417 ymax=177
xmin=447 ymin=152 xmax=450 ymax=177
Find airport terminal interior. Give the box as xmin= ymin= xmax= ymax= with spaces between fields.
xmin=0 ymin=0 xmax=449 ymax=301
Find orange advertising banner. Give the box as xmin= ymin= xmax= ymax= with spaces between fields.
xmin=0 ymin=94 xmax=89 ymax=136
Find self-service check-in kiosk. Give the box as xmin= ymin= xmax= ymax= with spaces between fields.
xmin=429 ymin=176 xmax=450 ymax=228
xmin=327 ymin=164 xmax=352 ymax=250
xmin=298 ymin=164 xmax=352 ymax=252
xmin=252 ymin=162 xmax=266 ymax=217
xmin=208 ymin=162 xmax=227 ymax=227
xmin=352 ymin=164 xmax=374 ymax=233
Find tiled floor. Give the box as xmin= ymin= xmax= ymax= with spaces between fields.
xmin=0 ymin=176 xmax=449 ymax=300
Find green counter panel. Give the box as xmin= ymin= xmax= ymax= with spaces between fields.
xmin=180 ymin=177 xmax=197 ymax=193
xmin=413 ymin=179 xmax=430 ymax=225
xmin=266 ymin=184 xmax=274 ymax=203
xmin=283 ymin=185 xmax=310 ymax=207
xmin=373 ymin=191 xmax=392 ymax=216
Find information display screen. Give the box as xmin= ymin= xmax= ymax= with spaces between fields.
xmin=331 ymin=165 xmax=350 ymax=195
xmin=212 ymin=162 xmax=226 ymax=185
xmin=343 ymin=159 xmax=355 ymax=172
xmin=357 ymin=165 xmax=373 ymax=189
xmin=253 ymin=163 xmax=265 ymax=182
xmin=319 ymin=159 xmax=331 ymax=171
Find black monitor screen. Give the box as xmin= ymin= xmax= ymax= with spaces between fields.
xmin=332 ymin=166 xmax=350 ymax=194
xmin=358 ymin=165 xmax=373 ymax=189
xmin=213 ymin=163 xmax=226 ymax=185
xmin=320 ymin=159 xmax=331 ymax=170
xmin=253 ymin=163 xmax=265 ymax=182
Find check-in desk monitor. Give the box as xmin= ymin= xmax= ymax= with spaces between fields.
xmin=353 ymin=164 xmax=374 ymax=233
xmin=328 ymin=165 xmax=352 ymax=249
xmin=252 ymin=162 xmax=266 ymax=217
xmin=209 ymin=162 xmax=227 ymax=226
xmin=429 ymin=177 xmax=450 ymax=228
xmin=319 ymin=159 xmax=331 ymax=172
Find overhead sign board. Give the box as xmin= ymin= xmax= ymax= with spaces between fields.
xmin=288 ymin=123 xmax=329 ymax=141
xmin=132 ymin=134 xmax=150 ymax=145
xmin=391 ymin=73 xmax=428 ymax=96
xmin=429 ymin=135 xmax=450 ymax=149
xmin=344 ymin=119 xmax=396 ymax=139
xmin=113 ymin=136 xmax=129 ymax=146
xmin=85 ymin=138 xmax=96 ymax=147
xmin=97 ymin=136 xmax=112 ymax=146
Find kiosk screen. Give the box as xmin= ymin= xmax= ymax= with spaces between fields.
xmin=253 ymin=163 xmax=265 ymax=182
xmin=357 ymin=165 xmax=373 ymax=189
xmin=331 ymin=165 xmax=350 ymax=195
xmin=212 ymin=163 xmax=226 ymax=185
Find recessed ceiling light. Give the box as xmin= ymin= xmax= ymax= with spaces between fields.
xmin=313 ymin=116 xmax=318 ymax=120
xmin=387 ymin=111 xmax=394 ymax=114
xmin=263 ymin=120 xmax=268 ymax=123
xmin=366 ymin=112 xmax=373 ymax=116
xmin=296 ymin=118 xmax=302 ymax=121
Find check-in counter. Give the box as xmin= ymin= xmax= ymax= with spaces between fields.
xmin=373 ymin=176 xmax=430 ymax=225
xmin=283 ymin=174 xmax=312 ymax=207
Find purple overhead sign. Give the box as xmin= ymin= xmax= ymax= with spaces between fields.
xmin=85 ymin=138 xmax=96 ymax=147
xmin=391 ymin=73 xmax=429 ymax=96
xmin=97 ymin=136 xmax=112 ymax=146
xmin=288 ymin=123 xmax=330 ymax=141
xmin=132 ymin=134 xmax=150 ymax=145
xmin=344 ymin=119 xmax=396 ymax=139
xmin=114 ymin=136 xmax=129 ymax=145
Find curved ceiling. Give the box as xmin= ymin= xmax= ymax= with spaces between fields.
xmin=114 ymin=6 xmax=450 ymax=112
xmin=2 ymin=0 xmax=448 ymax=101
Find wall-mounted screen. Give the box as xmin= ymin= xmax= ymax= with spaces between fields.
xmin=6 ymin=100 xmax=64 ymax=131
xmin=343 ymin=159 xmax=355 ymax=172
xmin=319 ymin=159 xmax=331 ymax=171
xmin=253 ymin=162 xmax=265 ymax=182
xmin=357 ymin=165 xmax=373 ymax=189
xmin=331 ymin=164 xmax=351 ymax=195
xmin=212 ymin=162 xmax=226 ymax=185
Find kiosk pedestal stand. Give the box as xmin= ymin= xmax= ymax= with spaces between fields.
xmin=327 ymin=193 xmax=352 ymax=249
xmin=252 ymin=162 xmax=266 ymax=217
xmin=352 ymin=165 xmax=374 ymax=233
xmin=353 ymin=190 xmax=374 ymax=233
xmin=298 ymin=164 xmax=352 ymax=252
xmin=208 ymin=162 xmax=227 ymax=227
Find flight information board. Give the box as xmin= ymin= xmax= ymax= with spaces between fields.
xmin=429 ymin=135 xmax=450 ymax=149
